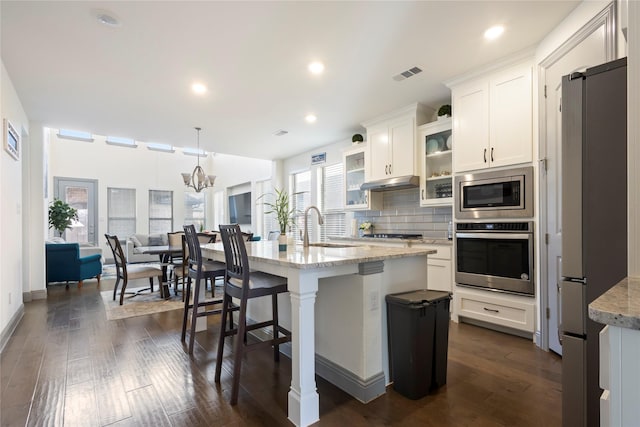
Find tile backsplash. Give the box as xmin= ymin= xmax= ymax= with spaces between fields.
xmin=353 ymin=188 xmax=452 ymax=239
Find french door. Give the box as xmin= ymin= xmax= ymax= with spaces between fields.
xmin=54 ymin=177 xmax=98 ymax=245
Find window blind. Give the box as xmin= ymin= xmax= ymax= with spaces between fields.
xmin=184 ymin=192 xmax=205 ymax=231
xmin=320 ymin=163 xmax=346 ymax=241
xmin=107 ymin=188 xmax=136 ymax=237
xmin=291 ymin=170 xmax=311 ymax=241
xmin=149 ymin=190 xmax=173 ymax=234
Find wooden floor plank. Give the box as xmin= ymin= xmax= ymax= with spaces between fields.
xmin=1 ymin=281 xmax=563 ymax=427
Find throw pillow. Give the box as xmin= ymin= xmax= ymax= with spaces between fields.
xmin=130 ymin=235 xmax=143 ymax=247
xmin=148 ymin=235 xmax=164 ymax=246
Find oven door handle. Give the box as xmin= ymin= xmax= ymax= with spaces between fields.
xmin=455 ymin=232 xmax=532 ymax=240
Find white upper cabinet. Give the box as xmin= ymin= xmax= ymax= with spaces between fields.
xmin=343 ymin=145 xmax=382 ymax=210
xmin=419 ymin=118 xmax=453 ymax=207
xmin=363 ymin=103 xmax=433 ymax=181
xmin=450 ymin=61 xmax=533 ymax=173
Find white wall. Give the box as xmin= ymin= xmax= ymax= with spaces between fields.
xmin=1 ymin=60 xmax=29 ymax=346
xmin=48 ymin=131 xmax=272 ymax=257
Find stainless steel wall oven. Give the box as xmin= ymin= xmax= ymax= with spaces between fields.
xmin=455 ymin=221 xmax=534 ymax=296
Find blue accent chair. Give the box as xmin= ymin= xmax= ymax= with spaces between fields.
xmin=46 ymin=243 xmax=102 ymax=288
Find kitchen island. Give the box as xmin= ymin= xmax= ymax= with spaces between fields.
xmin=202 ymin=240 xmax=435 ymax=427
xmin=589 ymin=277 xmax=640 ymax=426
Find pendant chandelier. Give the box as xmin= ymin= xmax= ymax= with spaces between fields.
xmin=181 ymin=127 xmax=216 ymax=192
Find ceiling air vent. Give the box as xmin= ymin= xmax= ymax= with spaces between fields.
xmin=273 ymin=129 xmax=289 ymax=136
xmin=392 ymin=66 xmax=423 ymax=82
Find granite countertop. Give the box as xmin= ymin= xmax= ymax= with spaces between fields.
xmin=589 ymin=277 xmax=640 ymax=330
xmin=202 ymin=240 xmax=436 ymax=270
xmin=331 ymin=236 xmax=453 ymax=246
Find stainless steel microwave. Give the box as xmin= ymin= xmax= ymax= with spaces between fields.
xmin=454 ymin=166 xmax=533 ymax=220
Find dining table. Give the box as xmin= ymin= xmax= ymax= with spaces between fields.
xmin=139 ymin=245 xmax=182 ymax=299
xmin=201 ymin=239 xmax=434 ymax=426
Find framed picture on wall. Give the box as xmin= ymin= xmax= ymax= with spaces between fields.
xmin=4 ymin=118 xmax=19 ymax=160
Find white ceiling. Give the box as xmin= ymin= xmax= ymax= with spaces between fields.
xmin=1 ymin=1 xmax=580 ymax=161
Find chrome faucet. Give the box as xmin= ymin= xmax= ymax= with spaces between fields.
xmin=303 ymin=205 xmax=324 ymax=247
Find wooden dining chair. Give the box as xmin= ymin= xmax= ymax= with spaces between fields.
xmin=167 ymin=231 xmax=185 ymax=296
xmin=181 ymin=224 xmax=227 ymax=355
xmin=215 ymin=224 xmax=291 ymax=404
xmin=104 ymin=234 xmax=163 ymax=305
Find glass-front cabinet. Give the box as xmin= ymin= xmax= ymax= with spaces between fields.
xmin=343 ymin=145 xmax=382 ymax=210
xmin=419 ymin=118 xmax=453 ymax=206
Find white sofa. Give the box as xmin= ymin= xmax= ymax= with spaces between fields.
xmin=125 ymin=233 xmax=169 ymax=263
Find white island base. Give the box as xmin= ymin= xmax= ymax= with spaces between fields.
xmin=202 ymin=241 xmax=433 ymax=426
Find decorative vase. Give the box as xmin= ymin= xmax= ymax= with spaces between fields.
xmin=278 ymin=234 xmax=287 ymax=252
xmin=362 ymin=228 xmax=373 ymax=236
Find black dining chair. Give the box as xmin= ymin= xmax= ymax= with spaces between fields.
xmin=215 ymin=224 xmax=291 ymax=404
xmin=104 ymin=234 xmax=163 ymax=305
xmin=181 ymin=225 xmax=227 ymax=355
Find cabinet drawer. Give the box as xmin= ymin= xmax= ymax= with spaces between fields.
xmin=427 ymin=258 xmax=452 ymax=293
xmin=413 ymin=244 xmax=451 ymax=260
xmin=455 ymin=288 xmax=535 ymax=332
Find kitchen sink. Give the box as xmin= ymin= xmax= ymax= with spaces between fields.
xmin=307 ymin=242 xmax=357 ymax=249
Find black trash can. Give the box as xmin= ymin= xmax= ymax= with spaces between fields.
xmin=385 ymin=289 xmax=451 ymax=399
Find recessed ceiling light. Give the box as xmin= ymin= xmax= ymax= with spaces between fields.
xmin=308 ymin=61 xmax=325 ymax=75
xmin=95 ymin=10 xmax=121 ymax=27
xmin=484 ymin=25 xmax=505 ymax=41
xmin=305 ymin=114 xmax=317 ymax=123
xmin=191 ymin=83 xmax=207 ymax=95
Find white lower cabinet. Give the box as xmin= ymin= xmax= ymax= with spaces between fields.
xmin=412 ymin=244 xmax=452 ymax=293
xmin=453 ymin=286 xmax=535 ymax=333
xmin=598 ymin=324 xmax=640 ymax=426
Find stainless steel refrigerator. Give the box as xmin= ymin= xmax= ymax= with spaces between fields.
xmin=561 ymin=57 xmax=627 ymax=427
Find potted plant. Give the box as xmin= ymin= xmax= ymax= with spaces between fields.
xmin=359 ymin=221 xmax=373 ymax=236
xmin=259 ymin=188 xmax=295 ymax=251
xmin=48 ymin=198 xmax=78 ymax=237
xmin=437 ymin=104 xmax=452 ymax=119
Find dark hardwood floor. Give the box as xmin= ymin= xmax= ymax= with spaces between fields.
xmin=1 ymin=279 xmax=562 ymax=426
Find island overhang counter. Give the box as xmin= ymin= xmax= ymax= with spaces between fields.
xmin=202 ymin=240 xmax=436 ymax=427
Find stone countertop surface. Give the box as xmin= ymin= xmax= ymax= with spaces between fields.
xmin=330 ymin=236 xmax=453 ymax=246
xmin=202 ymin=240 xmax=435 ymax=270
xmin=589 ymin=277 xmax=640 ymax=330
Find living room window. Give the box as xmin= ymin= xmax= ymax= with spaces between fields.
xmin=149 ymin=190 xmax=173 ymax=234
xmin=107 ymin=188 xmax=136 ymax=237
xmin=319 ymin=163 xmax=345 ymax=242
xmin=291 ymin=170 xmax=311 ymax=241
xmin=184 ymin=192 xmax=205 ymax=231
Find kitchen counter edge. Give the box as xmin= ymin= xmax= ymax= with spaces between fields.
xmin=331 ymin=236 xmax=453 ymax=246
xmin=589 ymin=276 xmax=640 ymax=330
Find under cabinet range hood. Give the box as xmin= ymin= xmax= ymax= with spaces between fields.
xmin=360 ymin=175 xmax=420 ymax=192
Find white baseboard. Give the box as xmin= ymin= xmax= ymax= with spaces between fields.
xmin=1 ymin=305 xmax=24 ymax=353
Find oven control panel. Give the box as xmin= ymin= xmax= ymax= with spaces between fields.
xmin=456 ymin=222 xmax=532 ymax=232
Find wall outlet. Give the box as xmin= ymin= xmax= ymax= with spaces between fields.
xmin=369 ymin=290 xmax=379 ymax=311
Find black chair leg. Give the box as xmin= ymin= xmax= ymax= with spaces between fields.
xmin=181 ymin=277 xmax=192 ymax=342
xmin=272 ymin=293 xmax=280 ymax=362
xmin=215 ymin=294 xmax=231 ymax=383
xmin=230 ymin=300 xmax=248 ymax=405
xmin=119 ymin=278 xmax=128 ymax=306
xmin=149 ymin=277 xmax=154 ymax=293
xmin=112 ymin=277 xmax=121 ymax=301
xmin=188 ymin=275 xmax=201 ymax=355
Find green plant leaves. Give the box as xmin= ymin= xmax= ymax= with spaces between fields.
xmin=48 ymin=198 xmax=78 ymax=236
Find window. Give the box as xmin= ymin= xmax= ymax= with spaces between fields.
xmin=184 ymin=192 xmax=205 ymax=231
xmin=57 ymin=129 xmax=94 ymax=142
xmin=256 ymin=179 xmax=279 ymax=238
xmin=108 ymin=188 xmax=136 ymax=237
xmin=291 ymin=170 xmax=311 ymax=241
xmin=149 ymin=190 xmax=173 ymax=234
xmin=106 ymin=136 xmax=137 ymax=148
xmin=319 ymin=163 xmax=346 ymax=241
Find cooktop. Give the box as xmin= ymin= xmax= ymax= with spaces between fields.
xmin=362 ymin=233 xmax=423 ymax=239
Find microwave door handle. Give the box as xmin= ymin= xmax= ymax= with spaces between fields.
xmin=455 ymin=232 xmax=532 ymax=240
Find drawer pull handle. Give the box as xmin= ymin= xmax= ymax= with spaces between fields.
xmin=483 ymin=307 xmax=499 ymax=313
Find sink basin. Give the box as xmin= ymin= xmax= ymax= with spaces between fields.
xmin=307 ymin=242 xmax=357 ymax=249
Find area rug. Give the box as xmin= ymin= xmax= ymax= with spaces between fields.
xmin=100 ymin=287 xmax=184 ymax=320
